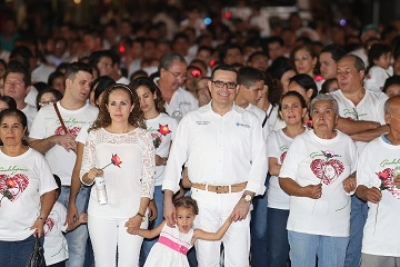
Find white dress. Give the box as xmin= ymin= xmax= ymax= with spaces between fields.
xmin=144 ymin=224 xmax=194 ymax=267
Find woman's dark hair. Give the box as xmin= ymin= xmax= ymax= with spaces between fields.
xmin=264 ymin=73 xmax=281 ymax=107
xmin=279 ymin=91 xmax=308 ymax=112
xmin=90 ymin=84 xmax=146 ymax=131
xmin=320 ymin=78 xmax=338 ymax=94
xmin=0 ymin=109 xmax=29 ymax=146
xmin=36 ymin=88 xmax=63 ymax=110
xmin=173 ymin=196 xmax=199 ymax=215
xmin=289 ymin=74 xmax=318 ymax=101
xmin=53 ymin=174 xmax=62 ymax=195
xmin=33 ymin=82 xmax=51 ymax=93
xmin=0 ymin=96 xmax=17 ymax=110
xmin=267 ymin=56 xmax=293 ymax=80
xmin=130 ymin=70 xmax=148 ymax=81
xmin=91 ymin=76 xmax=116 ymax=103
xmin=130 ymin=77 xmax=166 ymax=113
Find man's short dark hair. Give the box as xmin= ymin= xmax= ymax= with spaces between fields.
xmin=238 ymin=66 xmax=265 ymax=88
xmin=211 ymin=64 xmax=238 ymax=81
xmin=320 ymin=44 xmax=347 ymax=62
xmin=65 ymin=62 xmax=92 ymax=80
xmin=5 ymin=60 xmax=31 ymax=87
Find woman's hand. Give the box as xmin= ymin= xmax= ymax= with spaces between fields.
xmin=125 ymin=215 xmax=143 ymax=235
xmin=30 ymin=218 xmax=45 ymax=238
xmin=155 ymin=155 xmax=167 ymax=166
xmin=87 ymin=168 xmax=103 ymax=182
xmin=303 ymin=183 xmax=322 ymax=199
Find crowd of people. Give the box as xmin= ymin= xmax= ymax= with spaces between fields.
xmin=1 ymin=2 xmax=400 ymax=267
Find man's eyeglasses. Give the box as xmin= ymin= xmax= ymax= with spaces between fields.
xmin=211 ymin=80 xmax=237 ymax=89
xmin=166 ymin=69 xmax=187 ymax=80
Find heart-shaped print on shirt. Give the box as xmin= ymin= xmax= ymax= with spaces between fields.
xmin=310 ymin=159 xmax=345 ymax=185
xmin=0 ymin=173 xmax=29 ymax=205
xmin=54 ymin=126 xmax=81 ymax=138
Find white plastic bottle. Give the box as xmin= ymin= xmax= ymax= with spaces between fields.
xmin=95 ymin=177 xmax=108 ymax=205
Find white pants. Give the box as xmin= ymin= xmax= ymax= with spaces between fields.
xmin=88 ymin=215 xmax=148 ymax=267
xmin=191 ymin=188 xmax=251 ymax=267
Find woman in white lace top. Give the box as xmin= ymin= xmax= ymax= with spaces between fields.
xmin=80 ymin=84 xmax=155 ymax=267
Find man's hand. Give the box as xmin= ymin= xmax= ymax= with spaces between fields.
xmin=148 ymin=200 xmax=158 ymax=221
xmin=230 ymin=198 xmax=251 ymax=222
xmin=365 ymin=187 xmax=382 ymax=204
xmin=163 ymin=195 xmax=176 ymax=227
xmin=57 ymin=133 xmax=77 ymax=152
xmin=343 ymin=177 xmax=357 ymax=193
xmin=303 ymin=184 xmax=322 ymax=199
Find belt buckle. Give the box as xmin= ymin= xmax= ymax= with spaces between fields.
xmin=215 ymin=186 xmax=221 ymax=194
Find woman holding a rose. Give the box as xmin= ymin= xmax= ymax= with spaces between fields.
xmin=80 ymin=84 xmax=155 ymax=267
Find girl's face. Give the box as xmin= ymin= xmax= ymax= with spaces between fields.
xmin=294 ymin=49 xmax=316 ymax=76
xmin=0 ymin=115 xmax=26 ymax=147
xmin=52 ymin=76 xmax=65 ymax=94
xmin=375 ymin=52 xmax=391 ymax=70
xmin=327 ymin=80 xmax=339 ymax=93
xmin=39 ymin=92 xmax=58 ymax=107
xmin=176 ymin=207 xmax=195 ymax=234
xmin=0 ymin=99 xmax=9 ymax=112
xmin=135 ymin=85 xmax=157 ymax=114
xmin=280 ymin=70 xmax=296 ymax=93
xmin=279 ymin=95 xmax=307 ymax=126
xmin=106 ymin=89 xmax=134 ymax=123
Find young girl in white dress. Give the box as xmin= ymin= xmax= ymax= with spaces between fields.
xmin=129 ymin=197 xmax=232 ymax=267
xmin=131 ymin=77 xmax=178 ymax=264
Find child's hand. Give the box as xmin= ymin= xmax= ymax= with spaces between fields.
xmin=79 ymin=212 xmax=88 ymax=224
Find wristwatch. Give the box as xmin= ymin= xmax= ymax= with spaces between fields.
xmin=136 ymin=212 xmax=146 ymax=221
xmin=242 ymin=194 xmax=253 ymax=203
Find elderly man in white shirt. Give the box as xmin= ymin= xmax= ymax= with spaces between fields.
xmin=154 ymin=53 xmax=198 ymax=122
xmin=163 ymin=64 xmax=268 ymax=267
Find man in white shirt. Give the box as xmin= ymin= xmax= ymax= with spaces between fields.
xmin=318 ymin=44 xmax=347 ymax=91
xmin=236 ymin=66 xmax=269 ymax=267
xmin=331 ymin=55 xmax=389 ymax=267
xmin=3 ymin=61 xmax=37 ymax=129
xmin=163 ymin=64 xmax=267 ymax=266
xmin=356 ymin=96 xmax=400 ymax=267
xmin=154 ymin=53 xmax=198 ymax=121
xmin=29 ymin=62 xmax=99 ymax=267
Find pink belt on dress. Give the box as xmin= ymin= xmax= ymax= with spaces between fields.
xmin=158 ymin=236 xmax=189 ymax=255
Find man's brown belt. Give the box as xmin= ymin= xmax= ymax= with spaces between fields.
xmin=191 ymin=181 xmax=247 ymax=194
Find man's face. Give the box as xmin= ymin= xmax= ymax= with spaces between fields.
xmin=208 ymin=70 xmax=238 ymax=107
xmin=268 ymin=42 xmax=284 ymax=61
xmin=239 ymin=80 xmax=264 ymax=105
xmin=337 ymin=57 xmax=364 ymax=94
xmin=97 ymin=57 xmax=113 ymax=77
xmin=248 ymin=55 xmax=269 ymax=72
xmin=319 ymin=52 xmax=337 ymax=80
xmin=385 ymin=98 xmax=400 ymax=130
xmin=160 ymin=60 xmax=187 ymax=92
xmin=66 ymin=71 xmax=92 ymax=103
xmin=224 ymin=48 xmax=243 ymax=65
xmin=4 ymin=72 xmax=28 ymax=102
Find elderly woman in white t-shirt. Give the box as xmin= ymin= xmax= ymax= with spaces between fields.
xmin=279 ymin=94 xmax=358 ymax=267
xmin=0 ymin=109 xmax=57 ymax=267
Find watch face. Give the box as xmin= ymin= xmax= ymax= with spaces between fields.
xmin=244 ymin=195 xmax=252 ymax=202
